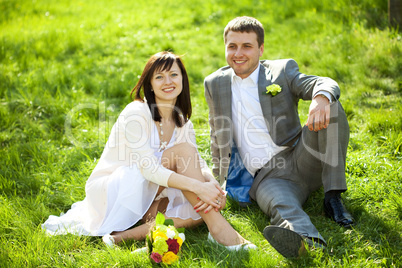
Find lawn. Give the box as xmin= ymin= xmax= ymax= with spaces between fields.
xmin=1 ymin=0 xmax=401 ymax=267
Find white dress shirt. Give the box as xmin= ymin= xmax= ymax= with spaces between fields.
xmin=231 ymin=64 xmax=333 ymax=176
xmin=231 ymin=65 xmax=287 ymax=176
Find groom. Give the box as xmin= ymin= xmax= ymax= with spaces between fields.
xmin=204 ymin=16 xmax=354 ymax=258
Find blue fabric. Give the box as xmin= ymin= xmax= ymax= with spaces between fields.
xmin=226 ymin=144 xmax=254 ymax=204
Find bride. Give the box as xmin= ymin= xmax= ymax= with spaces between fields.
xmin=42 ymin=51 xmax=255 ymax=250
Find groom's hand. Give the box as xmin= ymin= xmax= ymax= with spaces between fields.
xmin=306 ymin=95 xmax=330 ymax=132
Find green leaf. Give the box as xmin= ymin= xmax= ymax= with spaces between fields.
xmin=155 ymin=212 xmax=165 ymax=225
xmin=177 ymin=228 xmax=185 ymax=233
xmin=146 ymin=233 xmax=153 ymax=253
xmin=164 ymin=219 xmax=174 ymax=226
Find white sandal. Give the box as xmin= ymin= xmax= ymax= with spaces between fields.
xmin=208 ymin=232 xmax=257 ymax=251
xmin=131 ymin=247 xmax=148 ymax=254
xmin=102 ymin=234 xmax=115 ymax=248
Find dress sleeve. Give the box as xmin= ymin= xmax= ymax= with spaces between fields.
xmin=119 ymin=102 xmax=173 ymax=187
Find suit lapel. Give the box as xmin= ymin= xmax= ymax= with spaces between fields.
xmin=258 ymin=64 xmax=273 ymax=131
xmin=217 ymin=69 xmax=232 ymax=120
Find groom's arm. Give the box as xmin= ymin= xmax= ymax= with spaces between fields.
xmin=285 ymin=59 xmax=340 ymax=101
xmin=285 ymin=59 xmax=341 ymax=131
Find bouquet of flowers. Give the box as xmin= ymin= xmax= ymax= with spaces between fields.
xmin=146 ymin=212 xmax=185 ymax=265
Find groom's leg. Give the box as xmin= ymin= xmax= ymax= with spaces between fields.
xmin=255 ymin=178 xmax=325 ymax=243
xmin=296 ymin=101 xmax=349 ymax=192
xmin=295 ymin=101 xmax=353 ymax=227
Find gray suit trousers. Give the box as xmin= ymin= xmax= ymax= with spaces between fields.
xmin=250 ymin=101 xmax=349 ymax=242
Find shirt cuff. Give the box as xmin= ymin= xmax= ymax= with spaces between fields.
xmin=313 ymin=91 xmax=333 ymax=103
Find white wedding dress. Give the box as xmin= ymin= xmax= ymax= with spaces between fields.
xmin=42 ymin=122 xmax=201 ymax=236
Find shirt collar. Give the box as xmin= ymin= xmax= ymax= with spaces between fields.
xmin=231 ymin=63 xmax=261 ymax=86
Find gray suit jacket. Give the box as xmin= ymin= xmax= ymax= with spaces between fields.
xmin=204 ymin=59 xmax=340 ymax=186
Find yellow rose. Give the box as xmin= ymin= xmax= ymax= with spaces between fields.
xmin=153 ymin=231 xmax=168 ymax=241
xmin=177 ymin=236 xmax=183 ymax=246
xmin=162 ymin=251 xmax=179 ymax=264
xmin=154 ymin=225 xmax=167 ymax=233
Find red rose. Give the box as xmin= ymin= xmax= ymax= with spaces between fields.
xmin=167 ymin=238 xmax=180 ymax=254
xmin=150 ymin=252 xmax=162 ymax=263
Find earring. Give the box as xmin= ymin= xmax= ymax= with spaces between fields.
xmin=151 ymin=88 xmax=154 ymax=92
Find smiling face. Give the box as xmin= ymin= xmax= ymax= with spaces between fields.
xmin=151 ymin=61 xmax=183 ymax=105
xmin=225 ymin=31 xmax=264 ymax=79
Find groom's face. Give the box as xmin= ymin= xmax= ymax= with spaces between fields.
xmin=225 ymin=31 xmax=263 ymax=79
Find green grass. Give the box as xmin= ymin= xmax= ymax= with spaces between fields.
xmin=1 ymin=0 xmax=401 ymax=267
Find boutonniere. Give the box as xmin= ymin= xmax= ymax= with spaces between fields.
xmin=265 ymin=84 xmax=282 ymax=96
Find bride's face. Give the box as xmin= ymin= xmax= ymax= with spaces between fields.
xmin=151 ymin=61 xmax=183 ymax=105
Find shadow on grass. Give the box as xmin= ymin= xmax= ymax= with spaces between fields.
xmin=225 ymin=188 xmax=401 ymax=266
xmin=304 ymin=189 xmax=401 ymax=266
xmin=180 ymin=236 xmax=254 ymax=267
xmin=95 ymin=223 xmax=254 ymax=267
xmin=79 ymin=189 xmax=400 ymax=267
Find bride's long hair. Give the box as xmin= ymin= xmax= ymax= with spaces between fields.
xmin=131 ymin=51 xmax=192 ymax=127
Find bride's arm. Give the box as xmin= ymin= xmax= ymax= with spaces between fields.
xmin=122 ymin=103 xmax=223 ymax=209
xmin=167 ymin=172 xmax=224 ymax=211
xmin=121 ymin=102 xmax=173 ymax=187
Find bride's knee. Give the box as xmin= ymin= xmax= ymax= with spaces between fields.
xmin=161 ymin=142 xmax=202 ymax=173
xmin=172 ymin=142 xmax=197 ymax=153
xmin=161 ymin=142 xmax=198 ymax=161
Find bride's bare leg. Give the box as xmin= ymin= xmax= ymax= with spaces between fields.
xmin=107 ymin=143 xmax=247 ymax=246
xmin=110 ymin=223 xmax=150 ymax=243
xmin=111 ymin=218 xmax=204 ymax=244
xmin=161 ymin=143 xmax=247 ymax=246
xmin=109 ymin=195 xmax=203 ymax=244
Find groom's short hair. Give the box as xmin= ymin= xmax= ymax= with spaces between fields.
xmin=224 ymin=16 xmax=265 ymax=47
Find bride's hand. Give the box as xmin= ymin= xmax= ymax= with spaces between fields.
xmin=194 ymin=182 xmax=226 ymax=213
xmin=193 ymin=194 xmax=227 ymax=214
xmin=203 ymin=173 xmax=227 ymax=210
xmin=193 ymin=182 xmax=226 ymax=213
xmin=194 ymin=194 xmax=227 ymax=213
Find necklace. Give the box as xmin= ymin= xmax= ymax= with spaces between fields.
xmin=158 ymin=121 xmax=168 ymax=152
